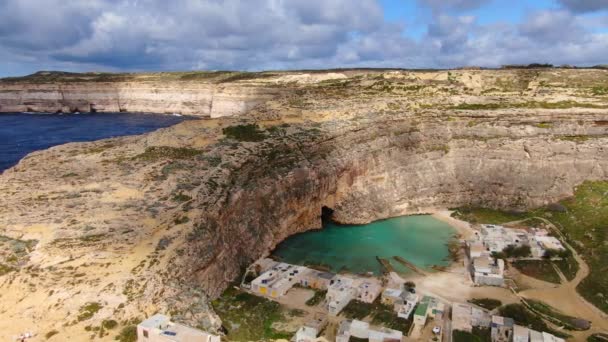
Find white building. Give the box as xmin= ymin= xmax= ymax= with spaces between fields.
xmin=250 ymin=263 xmax=307 ymax=298
xmin=513 ymin=324 xmax=530 ymax=342
xmin=394 ymin=292 xmax=418 ymax=319
xmin=473 ymin=256 xmax=505 ymax=286
xmin=491 ymin=316 xmax=514 ymax=342
xmin=381 ymin=287 xmax=403 ymax=306
xmin=327 ymin=276 xmax=358 ymax=316
xmin=336 ymin=319 xmax=402 ymax=342
xmin=137 ymin=314 xmax=220 ymax=342
xmin=357 ymin=280 xmax=382 ymax=303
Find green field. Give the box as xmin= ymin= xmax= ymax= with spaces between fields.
xmin=511 ymin=260 xmax=561 ymax=284
xmin=211 ymin=288 xmax=292 ymax=341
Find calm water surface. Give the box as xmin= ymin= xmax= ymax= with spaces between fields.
xmin=272 ymin=215 xmax=457 ymax=275
xmin=0 ymin=112 xmax=189 ymax=172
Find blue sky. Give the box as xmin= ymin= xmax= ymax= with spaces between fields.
xmin=0 ymin=0 xmax=606 ymax=77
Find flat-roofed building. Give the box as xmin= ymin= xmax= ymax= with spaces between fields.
xmin=381 ymin=288 xmax=403 ymax=306
xmin=473 ymin=256 xmax=505 ymax=286
xmin=137 ymin=314 xmax=220 ymax=342
xmin=513 ymin=324 xmax=530 ymax=342
xmin=491 ymin=316 xmax=514 ymax=342
xmin=394 ymin=292 xmax=418 ymax=319
xmin=542 ymin=332 xmax=565 ymax=342
xmin=452 ymin=303 xmax=473 ymax=332
xmin=327 ymin=276 xmax=357 ymax=316
xmin=301 ymin=270 xmax=334 ymax=290
xmin=357 ymin=280 xmax=382 ymax=303
xmin=529 ymin=330 xmax=544 ymax=342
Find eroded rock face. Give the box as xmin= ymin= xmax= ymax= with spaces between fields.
xmin=0 ymin=77 xmax=281 ymax=117
xmin=0 ymin=68 xmax=607 ymax=340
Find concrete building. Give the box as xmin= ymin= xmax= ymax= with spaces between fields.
xmin=414 ymin=296 xmax=444 ymax=326
xmin=381 ymin=288 xmax=403 ymax=306
xmin=473 ymin=256 xmax=505 ymax=286
xmin=468 ymin=241 xmax=486 ymax=258
xmin=413 ymin=301 xmax=429 ymax=326
xmin=357 ymin=280 xmax=382 ymax=303
xmin=137 ymin=314 xmax=220 ymax=342
xmin=250 ymin=263 xmax=307 ymax=298
xmin=368 ymin=327 xmax=402 ymax=342
xmin=513 ymin=324 xmax=530 ymax=342
xmin=394 ymin=292 xmax=418 ymax=319
xmin=336 ymin=319 xmax=402 ymax=342
xmin=542 ymin=332 xmax=565 ymax=342
xmin=452 ymin=303 xmax=473 ymax=332
xmin=301 ymin=270 xmax=334 ymax=290
xmin=491 ymin=316 xmax=514 ymax=342
xmin=471 ymin=307 xmax=492 ymax=327
xmin=294 ymin=326 xmax=318 ymax=342
xmin=530 ymin=330 xmax=544 ymax=342
xmin=327 ymin=276 xmax=358 ymax=316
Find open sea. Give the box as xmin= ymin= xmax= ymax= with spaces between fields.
xmin=0 ymin=112 xmax=189 ymax=172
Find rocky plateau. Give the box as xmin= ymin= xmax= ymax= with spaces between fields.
xmin=0 ymin=68 xmax=607 ymax=340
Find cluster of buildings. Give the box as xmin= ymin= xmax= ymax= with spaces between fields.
xmin=451 ymin=304 xmax=565 ymax=342
xmin=293 ymin=314 xmax=328 ymax=342
xmin=491 ymin=316 xmax=565 ymax=342
xmin=136 ymin=314 xmax=220 ymax=342
xmin=467 ymin=224 xmax=566 ymax=287
xmin=336 ymin=319 xmax=402 ymax=342
xmin=248 ymin=259 xmax=382 ymax=316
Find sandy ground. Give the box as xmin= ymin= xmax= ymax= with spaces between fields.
xmin=431 ymin=209 xmax=475 ymax=240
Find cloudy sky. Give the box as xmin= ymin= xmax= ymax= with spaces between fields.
xmin=0 ymin=0 xmax=607 ymax=76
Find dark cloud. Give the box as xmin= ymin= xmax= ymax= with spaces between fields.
xmin=557 ymin=0 xmax=608 ymax=13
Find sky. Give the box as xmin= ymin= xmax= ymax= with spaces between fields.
xmin=0 ymin=0 xmax=607 ymax=77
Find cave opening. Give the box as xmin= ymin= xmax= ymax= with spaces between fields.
xmin=321 ymin=206 xmax=334 ymax=224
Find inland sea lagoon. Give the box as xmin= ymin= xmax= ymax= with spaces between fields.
xmin=272 ymin=215 xmax=458 ymax=275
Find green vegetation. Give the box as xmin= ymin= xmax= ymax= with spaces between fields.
xmin=502 ymin=244 xmax=531 ymax=258
xmin=588 ymin=333 xmax=608 ymax=342
xmin=450 ymin=101 xmax=608 ymax=110
xmin=222 ymin=124 xmax=267 ymax=142
xmin=511 ymin=260 xmax=561 ymax=284
xmin=212 ymin=288 xmax=292 ymax=341
xmin=453 ymin=327 xmax=491 ymax=342
xmin=341 ymin=299 xmax=413 ymax=334
xmin=115 ymin=325 xmax=137 ymax=342
xmin=552 ymin=254 xmax=578 ymax=281
xmin=305 ymin=290 xmax=326 ymax=306
xmin=525 ymin=299 xmax=590 ymax=331
xmin=0 ymin=263 xmax=15 ymax=276
xmin=77 ymin=302 xmax=102 ymax=321
xmin=591 ymin=86 xmax=608 ymax=96
xmin=134 ymin=146 xmax=202 ymax=161
xmin=45 ymin=330 xmax=59 ymax=339
xmin=535 ymin=122 xmax=553 ymax=129
xmin=102 ymin=320 xmax=118 ymax=330
xmin=451 ymin=207 xmax=526 ymax=224
xmin=499 ymin=304 xmax=569 ymax=338
xmin=467 ymin=298 xmax=502 ymax=310
xmin=172 ymin=192 xmax=192 ymax=203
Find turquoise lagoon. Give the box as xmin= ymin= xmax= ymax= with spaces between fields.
xmin=272 ymin=215 xmax=457 ymax=275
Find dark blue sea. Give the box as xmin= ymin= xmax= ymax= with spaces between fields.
xmin=0 ymin=112 xmax=189 ymax=172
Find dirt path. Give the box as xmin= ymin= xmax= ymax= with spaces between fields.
xmin=516 ymin=217 xmax=608 ymax=339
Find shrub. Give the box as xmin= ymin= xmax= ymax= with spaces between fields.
xmin=222 ymin=124 xmax=266 ymax=142
xmin=103 ymin=320 xmax=118 ymax=330
xmin=45 ymin=330 xmax=59 ymax=339
xmin=503 ymin=244 xmax=532 ymax=258
xmin=115 ymin=325 xmax=137 ymax=342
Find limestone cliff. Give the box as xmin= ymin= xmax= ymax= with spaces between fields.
xmin=0 ymin=68 xmax=607 ymax=340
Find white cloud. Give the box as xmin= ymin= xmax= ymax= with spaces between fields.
xmin=0 ymin=0 xmax=606 ymax=76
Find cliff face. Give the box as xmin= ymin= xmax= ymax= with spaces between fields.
xmin=0 ymin=72 xmax=283 ymax=116
xmin=0 ymin=69 xmax=608 ymax=340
